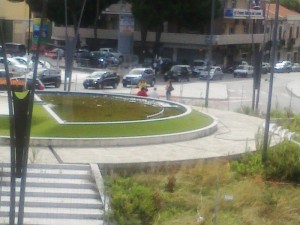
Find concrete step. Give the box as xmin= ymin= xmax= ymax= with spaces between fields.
xmin=0 ymin=163 xmax=105 ymax=224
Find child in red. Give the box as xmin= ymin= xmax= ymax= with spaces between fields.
xmin=137 ymin=87 xmax=148 ymax=97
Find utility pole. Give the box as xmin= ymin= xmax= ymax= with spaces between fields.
xmin=262 ymin=0 xmax=280 ymax=163
xmin=205 ymin=0 xmax=215 ymax=108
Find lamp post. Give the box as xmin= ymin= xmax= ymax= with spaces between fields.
xmin=262 ymin=0 xmax=280 ymax=163
xmin=205 ymin=0 xmax=215 ymax=108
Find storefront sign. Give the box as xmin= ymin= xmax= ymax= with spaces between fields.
xmin=224 ymin=8 xmax=264 ymax=19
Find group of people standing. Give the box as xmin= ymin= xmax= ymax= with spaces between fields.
xmin=136 ymin=80 xmax=174 ymax=100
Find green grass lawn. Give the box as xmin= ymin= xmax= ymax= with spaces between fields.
xmin=0 ymin=105 xmax=213 ymax=138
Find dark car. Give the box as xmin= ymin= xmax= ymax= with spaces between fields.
xmin=122 ymin=68 xmax=156 ymax=87
xmin=160 ymin=58 xmax=173 ymax=74
xmin=77 ymin=51 xmax=110 ymax=68
xmin=164 ymin=65 xmax=192 ymax=82
xmin=83 ymin=70 xmax=120 ymax=89
xmin=24 ymin=68 xmax=62 ymax=88
xmin=5 ymin=43 xmax=26 ymax=57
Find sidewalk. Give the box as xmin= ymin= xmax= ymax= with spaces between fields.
xmin=287 ymin=80 xmax=300 ymax=97
xmin=0 ymin=107 xmax=273 ymax=166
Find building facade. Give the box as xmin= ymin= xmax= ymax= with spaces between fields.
xmin=264 ymin=4 xmax=300 ymax=63
xmin=0 ymin=1 xmax=30 ymax=45
xmin=4 ymin=0 xmax=300 ymax=66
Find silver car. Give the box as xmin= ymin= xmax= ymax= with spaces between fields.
xmin=199 ymin=66 xmax=224 ymax=80
xmin=233 ymin=65 xmax=254 ymax=78
xmin=122 ymin=68 xmax=156 ymax=87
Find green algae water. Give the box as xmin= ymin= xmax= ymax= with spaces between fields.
xmin=39 ymin=94 xmax=183 ymax=122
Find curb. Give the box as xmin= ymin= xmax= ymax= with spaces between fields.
xmin=0 ymin=119 xmax=218 ymax=147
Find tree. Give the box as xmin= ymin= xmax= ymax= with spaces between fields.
xmin=170 ymin=0 xmax=222 ymax=33
xmin=26 ymin=0 xmax=117 ymax=35
xmin=129 ymin=0 xmax=222 ymax=58
xmin=270 ymin=0 xmax=300 ymax=12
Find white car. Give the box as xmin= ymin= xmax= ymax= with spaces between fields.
xmin=13 ymin=56 xmax=52 ymax=69
xmin=274 ymin=61 xmax=292 ymax=73
xmin=191 ymin=59 xmax=207 ymax=76
xmin=199 ymin=66 xmax=223 ymax=80
xmin=233 ymin=65 xmax=254 ymax=78
xmin=0 ymin=57 xmax=30 ymax=76
xmin=292 ymin=63 xmax=300 ymax=72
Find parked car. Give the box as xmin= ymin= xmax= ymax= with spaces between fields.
xmin=24 ymin=68 xmax=62 ymax=88
xmin=13 ymin=56 xmax=52 ymax=69
xmin=122 ymin=68 xmax=156 ymax=87
xmin=292 ymin=63 xmax=300 ymax=72
xmin=274 ymin=61 xmax=292 ymax=73
xmin=261 ymin=62 xmax=271 ymax=74
xmin=233 ymin=65 xmax=254 ymax=78
xmin=224 ymin=60 xmax=248 ymax=73
xmin=0 ymin=57 xmax=30 ymax=76
xmin=159 ymin=58 xmax=173 ymax=74
xmin=199 ymin=66 xmax=224 ymax=80
xmin=83 ymin=70 xmax=120 ymax=89
xmin=5 ymin=43 xmax=26 ymax=57
xmin=77 ymin=51 xmax=119 ymax=68
xmin=44 ymin=48 xmax=64 ymax=59
xmin=74 ymin=48 xmax=90 ymax=59
xmin=99 ymin=48 xmax=123 ymax=62
xmin=191 ymin=59 xmax=207 ymax=76
xmin=164 ymin=65 xmax=192 ymax=82
xmin=0 ymin=69 xmax=8 ymax=77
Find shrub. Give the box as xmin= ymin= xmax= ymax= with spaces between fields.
xmin=264 ymin=141 xmax=300 ymax=183
xmin=107 ymin=176 xmax=163 ymax=225
xmin=230 ymin=151 xmax=264 ymax=177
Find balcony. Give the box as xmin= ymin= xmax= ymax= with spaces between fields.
xmin=51 ymin=26 xmax=265 ymax=47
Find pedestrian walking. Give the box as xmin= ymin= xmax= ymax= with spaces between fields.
xmin=165 ymin=80 xmax=174 ymax=100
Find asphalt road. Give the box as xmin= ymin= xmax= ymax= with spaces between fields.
xmin=45 ymin=66 xmax=300 ymax=114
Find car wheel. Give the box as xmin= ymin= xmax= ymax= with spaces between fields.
xmin=123 ymin=83 xmax=127 ymax=88
xmin=95 ymin=83 xmax=100 ymax=89
xmin=233 ymin=73 xmax=237 ymax=78
xmin=150 ymin=80 xmax=155 ymax=87
xmin=112 ymin=82 xmax=117 ymax=89
xmin=55 ymin=80 xmax=61 ymax=88
xmin=83 ymin=85 xmax=88 ymax=89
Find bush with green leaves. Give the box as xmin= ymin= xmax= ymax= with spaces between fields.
xmin=265 ymin=141 xmax=300 ymax=183
xmin=230 ymin=151 xmax=264 ymax=177
xmin=107 ymin=176 xmax=163 ymax=225
xmin=231 ymin=141 xmax=300 ymax=183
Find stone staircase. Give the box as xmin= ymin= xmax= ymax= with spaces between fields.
xmin=0 ymin=163 xmax=106 ymax=225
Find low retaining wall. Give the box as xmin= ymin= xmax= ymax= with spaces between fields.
xmin=0 ymin=118 xmax=218 ymax=147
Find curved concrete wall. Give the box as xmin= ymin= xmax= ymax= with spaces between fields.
xmin=0 ymin=117 xmax=218 ymax=147
xmin=0 ymin=91 xmax=218 ymax=147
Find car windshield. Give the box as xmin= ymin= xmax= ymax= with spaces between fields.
xmin=8 ymin=58 xmax=22 ymax=65
xmin=129 ymin=69 xmax=143 ymax=75
xmin=237 ymin=65 xmax=245 ymax=69
xmin=193 ymin=61 xmax=205 ymax=66
xmin=90 ymin=71 xmax=106 ymax=77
